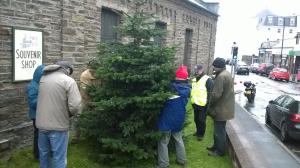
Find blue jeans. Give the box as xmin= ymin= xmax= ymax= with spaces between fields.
xmin=212 ymin=121 xmax=227 ymax=155
xmin=38 ymin=130 xmax=69 ymax=168
xmin=157 ymin=131 xmax=186 ymax=168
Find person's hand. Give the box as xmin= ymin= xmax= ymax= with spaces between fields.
xmin=207 ymin=108 xmax=216 ymax=119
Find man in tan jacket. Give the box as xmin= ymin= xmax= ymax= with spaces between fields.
xmin=36 ymin=61 xmax=82 ymax=168
xmin=80 ymin=68 xmax=99 ymax=104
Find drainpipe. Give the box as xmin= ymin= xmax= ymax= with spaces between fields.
xmin=195 ymin=22 xmax=200 ymax=65
xmin=207 ymin=25 xmax=213 ymax=75
xmin=60 ymin=0 xmax=64 ymax=59
xmin=173 ymin=11 xmax=177 ymax=45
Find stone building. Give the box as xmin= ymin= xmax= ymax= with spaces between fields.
xmin=0 ymin=0 xmax=218 ymax=156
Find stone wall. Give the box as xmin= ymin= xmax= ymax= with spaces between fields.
xmin=0 ymin=0 xmax=64 ymax=157
xmin=0 ymin=0 xmax=218 ymax=157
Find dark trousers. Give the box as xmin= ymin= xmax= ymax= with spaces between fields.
xmin=32 ymin=119 xmax=39 ymax=159
xmin=192 ymin=104 xmax=207 ymax=137
xmin=213 ymin=121 xmax=227 ymax=155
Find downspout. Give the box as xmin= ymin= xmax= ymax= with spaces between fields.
xmin=60 ymin=0 xmax=64 ymax=59
xmin=195 ymin=21 xmax=200 ymax=65
xmin=173 ymin=11 xmax=177 ymax=45
xmin=207 ymin=24 xmax=213 ymax=74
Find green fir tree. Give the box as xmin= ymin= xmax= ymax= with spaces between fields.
xmin=78 ymin=1 xmax=177 ymax=165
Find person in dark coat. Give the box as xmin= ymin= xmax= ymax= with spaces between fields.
xmin=157 ymin=66 xmax=191 ymax=168
xmin=207 ymin=57 xmax=235 ymax=157
xmin=27 ymin=64 xmax=45 ymax=159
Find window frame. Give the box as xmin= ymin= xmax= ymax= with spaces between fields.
xmin=154 ymin=21 xmax=167 ymax=45
xmin=268 ymin=16 xmax=273 ymax=25
xmin=278 ymin=17 xmax=283 ymax=26
xmin=290 ymin=18 xmax=295 ymax=26
xmin=100 ymin=8 xmax=121 ymax=43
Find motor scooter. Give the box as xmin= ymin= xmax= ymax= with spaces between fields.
xmin=243 ymin=81 xmax=256 ymax=103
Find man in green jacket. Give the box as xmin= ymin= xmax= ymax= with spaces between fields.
xmin=207 ymin=57 xmax=235 ymax=157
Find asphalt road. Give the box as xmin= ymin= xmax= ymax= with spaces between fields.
xmin=232 ymin=70 xmax=300 ymax=158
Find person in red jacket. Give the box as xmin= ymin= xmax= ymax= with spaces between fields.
xmin=157 ymin=66 xmax=191 ymax=168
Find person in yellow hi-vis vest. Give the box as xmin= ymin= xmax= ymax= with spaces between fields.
xmin=191 ymin=64 xmax=213 ymax=141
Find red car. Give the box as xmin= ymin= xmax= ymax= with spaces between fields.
xmin=257 ymin=63 xmax=274 ymax=76
xmin=269 ymin=68 xmax=290 ymax=81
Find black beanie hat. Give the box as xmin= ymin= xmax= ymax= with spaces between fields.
xmin=212 ymin=57 xmax=226 ymax=68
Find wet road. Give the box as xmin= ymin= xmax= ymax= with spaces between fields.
xmin=232 ymin=71 xmax=300 ymax=158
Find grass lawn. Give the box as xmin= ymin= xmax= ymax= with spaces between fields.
xmin=0 ymin=104 xmax=233 ymax=168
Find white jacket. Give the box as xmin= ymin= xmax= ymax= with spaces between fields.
xmin=36 ymin=65 xmax=82 ymax=131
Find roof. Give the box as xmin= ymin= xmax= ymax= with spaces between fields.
xmin=256 ymin=9 xmax=276 ymax=18
xmin=186 ymin=0 xmax=219 ymax=16
xmin=260 ymin=41 xmax=279 ymax=49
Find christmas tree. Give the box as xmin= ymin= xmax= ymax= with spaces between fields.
xmin=78 ymin=1 xmax=177 ymax=165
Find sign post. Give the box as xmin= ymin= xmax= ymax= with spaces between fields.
xmin=13 ymin=28 xmax=43 ymax=82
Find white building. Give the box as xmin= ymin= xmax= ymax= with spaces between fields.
xmin=256 ymin=10 xmax=300 ymax=74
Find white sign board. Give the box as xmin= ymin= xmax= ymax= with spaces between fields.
xmin=13 ymin=29 xmax=43 ymax=82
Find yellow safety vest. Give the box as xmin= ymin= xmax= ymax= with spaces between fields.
xmin=191 ymin=75 xmax=209 ymax=106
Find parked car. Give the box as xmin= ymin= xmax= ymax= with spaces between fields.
xmin=265 ymin=95 xmax=300 ymax=142
xmin=269 ymin=68 xmax=290 ymax=82
xmin=250 ymin=63 xmax=259 ymax=73
xmin=257 ymin=63 xmax=274 ymax=76
xmin=236 ymin=61 xmax=249 ymax=75
xmin=228 ymin=59 xmax=236 ymax=65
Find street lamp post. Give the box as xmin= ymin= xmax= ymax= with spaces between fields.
xmin=280 ymin=17 xmax=286 ymax=68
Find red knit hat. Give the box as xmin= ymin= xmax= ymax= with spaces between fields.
xmin=175 ymin=66 xmax=188 ymax=79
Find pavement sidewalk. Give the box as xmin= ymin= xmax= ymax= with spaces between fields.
xmin=227 ymin=103 xmax=300 ymax=168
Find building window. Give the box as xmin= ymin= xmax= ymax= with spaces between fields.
xmin=290 ymin=18 xmax=295 ymax=26
xmin=290 ymin=29 xmax=293 ymax=34
xmin=165 ymin=8 xmax=168 ymax=17
xmin=101 ymin=8 xmax=120 ymax=43
xmin=149 ymin=0 xmax=153 ymax=10
xmin=154 ymin=22 xmax=167 ymax=45
xmin=268 ymin=16 xmax=273 ymax=25
xmin=155 ymin=3 xmax=159 ymax=14
xmin=278 ymin=17 xmax=283 ymax=26
xmin=277 ymin=29 xmax=281 ymax=33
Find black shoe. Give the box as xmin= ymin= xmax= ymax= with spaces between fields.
xmin=175 ymin=160 xmax=187 ymax=167
xmin=206 ymin=146 xmax=215 ymax=151
xmin=197 ymin=136 xmax=204 ymax=141
xmin=176 ymin=161 xmax=185 ymax=166
xmin=208 ymin=150 xmax=224 ymax=157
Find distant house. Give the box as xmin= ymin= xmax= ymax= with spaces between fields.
xmin=256 ymin=10 xmax=300 ymax=72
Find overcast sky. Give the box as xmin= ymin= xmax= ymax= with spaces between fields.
xmin=205 ymin=0 xmax=300 ymax=59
